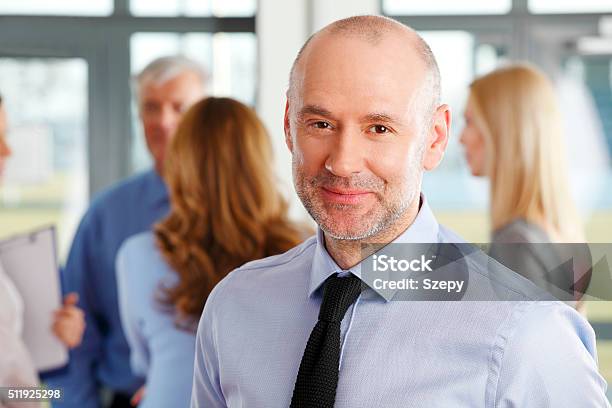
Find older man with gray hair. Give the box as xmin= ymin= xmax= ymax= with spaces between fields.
xmin=47 ymin=56 xmax=207 ymax=408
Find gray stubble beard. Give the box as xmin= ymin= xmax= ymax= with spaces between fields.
xmin=293 ymin=142 xmax=425 ymax=242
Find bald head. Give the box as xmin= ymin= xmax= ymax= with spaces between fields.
xmin=283 ymin=16 xmax=451 ymax=244
xmin=288 ymin=15 xmax=441 ymax=115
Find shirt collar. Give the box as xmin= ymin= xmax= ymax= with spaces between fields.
xmin=308 ymin=193 xmax=440 ymax=299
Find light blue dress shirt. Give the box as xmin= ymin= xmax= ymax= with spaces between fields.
xmin=192 ymin=195 xmax=609 ymax=407
xmin=116 ymin=232 xmax=196 ymax=408
xmin=46 ymin=170 xmax=169 ymax=408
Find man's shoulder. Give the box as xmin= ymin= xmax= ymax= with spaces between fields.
xmin=240 ymin=235 xmax=318 ymax=272
xmin=434 ymin=228 xmax=599 ymax=399
xmin=437 ymin=224 xmax=467 ymax=243
xmin=89 ymin=171 xmax=154 ymax=212
xmin=208 ymin=235 xmax=318 ymax=296
xmin=437 ymin=223 xmax=553 ymax=302
xmin=66 ymin=171 xmax=162 ymax=258
xmin=511 ymin=300 xmax=593 ymax=343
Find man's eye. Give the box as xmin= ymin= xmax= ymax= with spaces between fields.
xmin=174 ymin=103 xmax=187 ymax=114
xmin=313 ymin=121 xmax=331 ymax=129
xmin=369 ymin=125 xmax=389 ymax=134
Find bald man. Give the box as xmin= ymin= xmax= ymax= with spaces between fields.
xmin=191 ymin=16 xmax=608 ymax=408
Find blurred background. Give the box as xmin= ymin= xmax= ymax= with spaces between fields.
xmin=0 ymin=0 xmax=611 ymax=395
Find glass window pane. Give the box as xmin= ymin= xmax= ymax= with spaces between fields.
xmin=0 ymin=58 xmax=88 ymax=260
xmin=130 ymin=0 xmax=256 ymax=17
xmin=419 ymin=31 xmax=483 ymax=211
xmin=529 ymin=0 xmax=612 ymax=14
xmin=416 ymin=31 xmax=510 ymax=242
xmin=129 ymin=32 xmax=257 ymax=172
xmin=384 ymin=0 xmax=511 ymax=15
xmin=560 ymin=56 xmax=612 ymax=211
xmin=0 ymin=0 xmax=112 ymax=16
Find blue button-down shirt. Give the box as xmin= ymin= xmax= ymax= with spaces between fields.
xmin=192 ymin=195 xmax=609 ymax=407
xmin=47 ymin=170 xmax=169 ymax=408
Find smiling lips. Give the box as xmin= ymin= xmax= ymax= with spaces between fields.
xmin=320 ymin=186 xmax=373 ymax=205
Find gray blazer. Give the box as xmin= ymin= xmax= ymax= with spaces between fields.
xmin=489 ymin=219 xmax=586 ymax=303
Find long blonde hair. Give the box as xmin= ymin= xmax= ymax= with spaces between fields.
xmin=155 ymin=97 xmax=305 ymax=327
xmin=469 ymin=64 xmax=583 ymax=242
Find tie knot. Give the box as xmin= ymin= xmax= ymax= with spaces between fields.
xmin=318 ymin=274 xmax=363 ymax=323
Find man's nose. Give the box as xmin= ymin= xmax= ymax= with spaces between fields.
xmin=158 ymin=106 xmax=178 ymax=132
xmin=324 ymin=128 xmax=364 ymax=177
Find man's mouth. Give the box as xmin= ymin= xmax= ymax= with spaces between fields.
xmin=320 ymin=186 xmax=373 ymax=205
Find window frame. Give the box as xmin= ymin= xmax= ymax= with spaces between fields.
xmin=382 ymin=0 xmax=607 ymax=60
xmin=0 ymin=0 xmax=255 ymax=195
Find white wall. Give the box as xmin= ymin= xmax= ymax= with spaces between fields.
xmin=256 ymin=0 xmax=307 ymax=220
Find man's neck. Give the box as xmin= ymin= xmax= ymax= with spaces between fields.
xmin=324 ymin=197 xmax=421 ymax=270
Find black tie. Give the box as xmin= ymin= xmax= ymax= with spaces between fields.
xmin=290 ymin=273 xmax=363 ymax=408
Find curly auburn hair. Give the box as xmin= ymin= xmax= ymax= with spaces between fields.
xmin=154 ymin=97 xmax=306 ymax=329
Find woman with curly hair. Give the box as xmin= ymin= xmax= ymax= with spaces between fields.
xmin=116 ymin=97 xmax=306 ymax=407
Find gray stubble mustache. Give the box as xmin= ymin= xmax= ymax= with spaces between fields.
xmin=308 ymin=171 xmax=384 ymax=192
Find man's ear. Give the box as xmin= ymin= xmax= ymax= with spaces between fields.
xmin=284 ymin=98 xmax=293 ymax=153
xmin=422 ymin=104 xmax=451 ymax=171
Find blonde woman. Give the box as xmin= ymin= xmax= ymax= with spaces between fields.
xmin=116 ymin=97 xmax=307 ymax=407
xmin=460 ymin=64 xmax=589 ymax=304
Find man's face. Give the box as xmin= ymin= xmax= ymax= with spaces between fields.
xmin=139 ymin=71 xmax=204 ymax=173
xmin=286 ymin=34 xmax=445 ymax=241
xmin=0 ymin=105 xmax=11 ymax=180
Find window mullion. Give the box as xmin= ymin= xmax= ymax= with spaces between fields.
xmin=114 ymin=0 xmax=129 ymax=16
